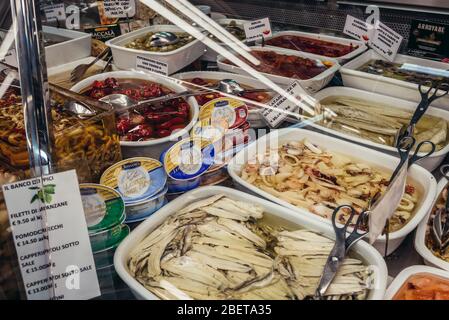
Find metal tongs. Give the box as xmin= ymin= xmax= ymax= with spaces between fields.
xmin=315 ymin=205 xmax=369 ymax=299
xmin=431 ymin=164 xmax=449 ymax=251
xmin=395 ymin=80 xmax=449 ymax=146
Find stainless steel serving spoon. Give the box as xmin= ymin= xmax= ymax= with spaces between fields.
xmin=149 ymin=31 xmax=179 ymax=47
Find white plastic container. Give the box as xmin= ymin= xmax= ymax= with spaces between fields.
xmin=311 ymin=86 xmax=449 ymax=171
xmin=259 ymin=30 xmax=367 ymax=63
xmin=70 ymin=71 xmax=199 ymax=160
xmin=415 ymin=177 xmax=449 ymax=271
xmin=227 ymin=128 xmax=437 ymax=255
xmin=43 ymin=26 xmax=91 ymax=68
xmin=385 ymin=265 xmax=449 ymax=300
xmin=114 ymin=186 xmax=388 ymax=300
xmin=173 ymin=71 xmax=273 ymax=128
xmin=340 ymin=50 xmax=449 ymax=111
xmin=106 ymin=25 xmax=206 ymax=75
xmin=217 ymin=46 xmax=340 ymax=93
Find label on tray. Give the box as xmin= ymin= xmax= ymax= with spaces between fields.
xmin=371 ymin=21 xmax=403 ymax=62
xmin=243 ymin=17 xmax=272 ymax=42
xmin=2 ymin=170 xmax=100 ymax=300
xmin=42 ymin=3 xmax=67 ymax=22
xmin=103 ymin=0 xmax=136 ymax=18
xmin=262 ymin=81 xmax=309 ymax=128
xmin=343 ymin=15 xmax=373 ymax=43
xmin=136 ymin=55 xmax=169 ymax=76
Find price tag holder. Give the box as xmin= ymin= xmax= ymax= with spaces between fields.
xmin=371 ymin=21 xmax=403 ymax=61
xmin=103 ymin=0 xmax=136 ymax=18
xmin=136 ymin=55 xmax=169 ymax=76
xmin=243 ymin=18 xmax=272 ymax=42
xmin=343 ymin=15 xmax=373 ymax=43
xmin=3 ymin=170 xmax=100 ymax=300
xmin=43 ymin=3 xmax=67 ymax=22
xmin=262 ymin=81 xmax=307 ymax=128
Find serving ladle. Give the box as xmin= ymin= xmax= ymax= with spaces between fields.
xmin=149 ymin=31 xmax=179 ymax=47
xmin=99 ymin=79 xmax=275 ymax=113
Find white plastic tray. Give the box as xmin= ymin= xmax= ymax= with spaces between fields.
xmin=227 ymin=128 xmax=437 ymax=255
xmin=114 ymin=186 xmax=388 ymax=300
xmin=217 ymin=46 xmax=340 ymax=93
xmin=312 ymin=87 xmax=449 ymax=171
xmin=259 ymin=30 xmax=367 ymax=63
xmin=340 ymin=50 xmax=449 ymax=111
xmin=385 ymin=265 xmax=449 ymax=299
xmin=415 ymin=177 xmax=449 ymax=271
xmin=106 ymin=25 xmax=206 ymax=75
xmin=173 ymin=71 xmax=273 ymax=128
xmin=70 ymin=70 xmax=199 ymax=160
xmin=43 ymin=26 xmax=91 ymax=68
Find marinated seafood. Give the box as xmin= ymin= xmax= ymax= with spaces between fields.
xmin=393 ymin=274 xmax=449 ymax=300
xmin=125 ymin=32 xmax=194 ymax=52
xmin=358 ymin=60 xmax=449 ymax=86
xmin=240 ymin=140 xmax=419 ymax=232
xmin=83 ymin=77 xmax=191 ymax=141
xmin=128 ymin=194 xmax=370 ymax=300
xmin=266 ymin=35 xmax=359 ymax=58
xmin=210 ymin=20 xmax=245 ymax=41
xmin=222 ymin=50 xmax=333 ymax=79
xmin=425 ymin=185 xmax=449 ymax=261
xmin=319 ymin=96 xmax=448 ymax=151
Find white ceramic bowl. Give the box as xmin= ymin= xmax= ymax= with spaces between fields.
xmin=415 ymin=177 xmax=449 ymax=271
xmin=340 ymin=50 xmax=449 ymax=111
xmin=227 ymin=128 xmax=437 ymax=255
xmin=105 ymin=25 xmax=206 ymax=75
xmin=217 ymin=46 xmax=340 ymax=93
xmin=114 ymin=186 xmax=388 ymax=300
xmin=385 ymin=265 xmax=449 ymax=300
xmin=173 ymin=71 xmax=274 ymax=128
xmin=311 ymin=87 xmax=449 ymax=171
xmin=70 ymin=71 xmax=199 ymax=160
xmin=259 ymin=30 xmax=367 ymax=63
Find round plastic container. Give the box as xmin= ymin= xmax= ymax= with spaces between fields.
xmin=94 ymin=227 xmax=129 ymax=270
xmin=100 ymin=157 xmax=167 ymax=205
xmin=80 ymin=184 xmax=126 ymax=234
xmin=166 ymin=176 xmax=201 ymax=193
xmin=90 ymin=223 xmax=130 ymax=252
xmin=125 ymin=186 xmax=168 ymax=222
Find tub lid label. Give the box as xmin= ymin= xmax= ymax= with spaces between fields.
xmin=100 ymin=157 xmax=167 ymax=204
xmin=199 ymin=97 xmax=248 ymax=129
xmin=80 ymin=184 xmax=125 ymax=233
xmin=163 ymin=138 xmax=215 ymax=180
xmin=2 ymin=170 xmax=100 ymax=300
xmin=136 ymin=55 xmax=168 ymax=76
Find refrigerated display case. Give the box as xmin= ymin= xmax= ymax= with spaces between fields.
xmin=2 ymin=0 xmax=449 ymax=301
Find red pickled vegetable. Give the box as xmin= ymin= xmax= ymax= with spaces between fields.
xmin=158 ymin=129 xmax=172 ymax=138
xmin=158 ymin=117 xmax=185 ymax=130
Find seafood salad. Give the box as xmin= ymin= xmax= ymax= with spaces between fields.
xmin=128 ymin=194 xmax=370 ymax=300
xmin=319 ymin=96 xmax=448 ymax=151
xmin=425 ymin=185 xmax=449 ymax=261
xmin=393 ymin=274 xmax=449 ymax=300
xmin=240 ymin=140 xmax=419 ymax=232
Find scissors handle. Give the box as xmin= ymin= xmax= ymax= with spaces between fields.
xmin=408 ymin=140 xmax=436 ymax=167
xmin=331 ymin=205 xmax=357 ymax=233
xmin=344 ymin=210 xmax=369 ymax=251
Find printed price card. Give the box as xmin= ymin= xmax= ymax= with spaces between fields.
xmin=343 ymin=15 xmax=373 ymax=43
xmin=371 ymin=21 xmax=403 ymax=61
xmin=3 ymin=170 xmax=100 ymax=300
xmin=103 ymin=0 xmax=136 ymax=18
xmin=43 ymin=3 xmax=67 ymax=22
xmin=244 ymin=18 xmax=272 ymax=42
xmin=136 ymin=55 xmax=169 ymax=76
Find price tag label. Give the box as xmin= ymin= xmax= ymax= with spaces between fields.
xmin=136 ymin=55 xmax=168 ymax=76
xmin=243 ymin=18 xmax=272 ymax=42
xmin=262 ymin=81 xmax=307 ymax=128
xmin=43 ymin=3 xmax=67 ymax=22
xmin=103 ymin=0 xmax=136 ymax=18
xmin=343 ymin=15 xmax=373 ymax=43
xmin=371 ymin=21 xmax=403 ymax=61
xmin=3 ymin=170 xmax=100 ymax=300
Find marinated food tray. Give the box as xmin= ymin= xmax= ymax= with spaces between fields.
xmin=114 ymin=186 xmax=388 ymax=300
xmin=217 ymin=46 xmax=340 ymax=92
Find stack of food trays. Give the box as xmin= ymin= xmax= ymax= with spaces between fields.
xmin=71 ymin=71 xmax=200 ymax=160
xmin=100 ymin=157 xmax=168 ymax=227
xmin=105 ymin=25 xmax=206 ymax=75
xmin=80 ymin=184 xmax=130 ymax=271
xmin=340 ymin=50 xmax=449 ymax=110
xmin=260 ymin=30 xmax=367 ymax=63
xmin=173 ymin=71 xmax=274 ymax=128
xmin=114 ymin=186 xmax=387 ymax=300
xmin=217 ymin=46 xmax=340 ymax=92
xmin=227 ymin=128 xmax=437 ymax=255
xmin=311 ymin=87 xmax=449 ymax=171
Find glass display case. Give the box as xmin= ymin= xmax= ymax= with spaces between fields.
xmin=2 ymin=0 xmax=449 ymax=301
